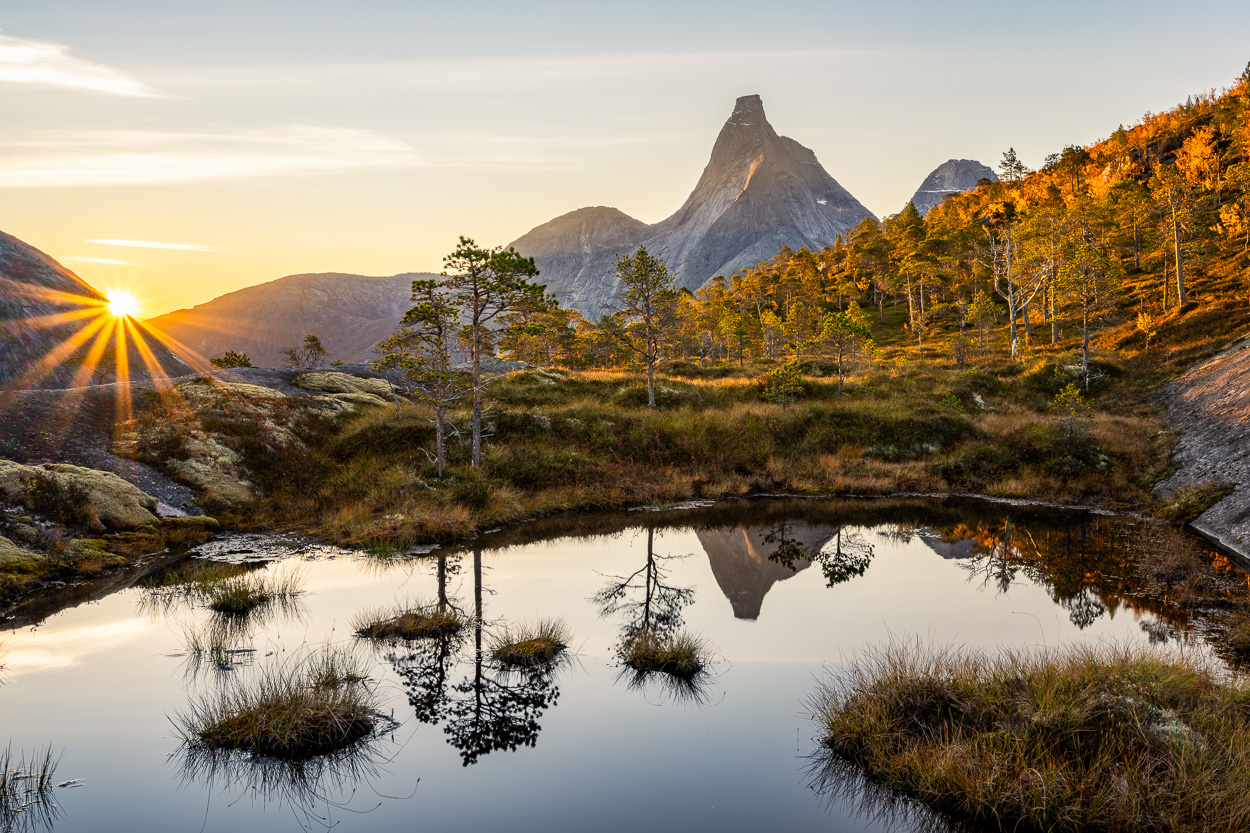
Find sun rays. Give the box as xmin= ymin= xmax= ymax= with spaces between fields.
xmin=0 ymin=277 xmax=238 ymax=464
xmin=107 ymin=290 xmax=140 ymax=318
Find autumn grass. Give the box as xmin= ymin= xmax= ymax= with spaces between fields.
xmin=352 ymin=601 xmax=466 ymax=641
xmin=490 ymin=619 xmax=570 ymax=667
xmin=623 ymin=629 xmax=708 ymax=680
xmin=178 ymin=647 xmax=377 ymax=760
xmin=145 ymin=319 xmax=1192 ymax=556
xmin=813 ymin=640 xmax=1250 ymax=833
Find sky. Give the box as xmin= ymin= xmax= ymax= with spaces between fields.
xmin=2 ymin=1 xmax=1248 ymax=317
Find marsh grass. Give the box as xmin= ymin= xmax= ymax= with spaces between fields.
xmin=352 ymin=601 xmax=466 ymax=641
xmin=178 ymin=647 xmax=378 ymax=761
xmin=179 ymin=621 xmax=255 ymax=679
xmin=0 ymin=745 xmax=59 ymax=831
xmin=813 ymin=640 xmax=1250 ymax=833
xmin=490 ymin=619 xmax=570 ymax=667
xmin=623 ymin=629 xmax=708 ymax=680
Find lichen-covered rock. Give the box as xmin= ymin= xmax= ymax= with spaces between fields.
xmin=0 ymin=459 xmax=159 ymax=531
xmin=0 ymin=534 xmax=39 ymax=565
xmin=294 ymin=372 xmax=394 ymax=399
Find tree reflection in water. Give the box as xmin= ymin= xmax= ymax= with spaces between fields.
xmin=766 ymin=522 xmax=875 ymax=586
xmin=595 ymin=526 xmax=717 ymax=703
xmin=388 ymin=549 xmax=566 ymax=767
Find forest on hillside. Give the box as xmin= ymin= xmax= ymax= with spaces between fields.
xmin=492 ymin=65 xmax=1250 ymax=378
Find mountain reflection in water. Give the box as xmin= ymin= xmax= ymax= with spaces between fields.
xmin=0 ymin=497 xmax=1246 ymax=833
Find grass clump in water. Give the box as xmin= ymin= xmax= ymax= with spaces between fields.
xmin=1 ymin=745 xmax=59 ymax=830
xmin=813 ymin=639 xmax=1250 ymax=833
xmin=623 ymin=629 xmax=708 ymax=680
xmin=179 ymin=647 xmax=377 ymax=761
xmin=491 ymin=619 xmax=571 ymax=667
xmin=205 ymin=567 xmax=305 ymax=614
xmin=352 ymin=601 xmax=466 ymax=641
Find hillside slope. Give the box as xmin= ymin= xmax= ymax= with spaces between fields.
xmin=145 ymin=272 xmax=438 ymax=367
xmin=0 ymin=230 xmax=187 ymax=390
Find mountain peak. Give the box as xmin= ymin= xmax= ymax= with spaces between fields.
xmin=908 ymin=158 xmax=997 ymax=215
xmin=508 ymin=95 xmax=875 ymax=317
xmin=727 ymin=94 xmax=766 ymax=126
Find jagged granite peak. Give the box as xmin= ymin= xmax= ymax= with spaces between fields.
xmin=509 ymin=95 xmax=876 ymax=318
xmin=0 ymin=230 xmax=187 ymax=390
xmin=144 ymin=271 xmax=440 ymax=368
xmin=908 ymin=159 xmax=997 ymax=215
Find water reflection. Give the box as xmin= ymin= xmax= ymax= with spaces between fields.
xmin=762 ymin=523 xmax=875 ymax=588
xmin=0 ymin=745 xmax=62 ymax=833
xmin=806 ymin=749 xmax=965 ymax=833
xmin=594 ymin=527 xmax=695 ymax=645
xmin=386 ymin=549 xmax=567 ymax=766
xmin=176 ymin=733 xmax=399 ymax=832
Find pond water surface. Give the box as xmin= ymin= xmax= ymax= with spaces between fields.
xmin=0 ymin=498 xmax=1239 ymax=833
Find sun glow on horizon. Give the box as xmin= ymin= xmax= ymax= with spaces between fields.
xmin=107 ymin=291 xmax=140 ymax=318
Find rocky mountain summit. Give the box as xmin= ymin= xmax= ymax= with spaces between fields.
xmin=0 ymin=230 xmax=187 ymax=390
xmin=144 ymin=271 xmax=439 ymax=367
xmin=510 ymin=95 xmax=876 ymax=317
xmin=908 ymin=159 xmax=997 ymax=215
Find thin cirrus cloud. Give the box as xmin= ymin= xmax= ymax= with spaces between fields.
xmin=86 ymin=239 xmax=216 ymax=252
xmin=0 ymin=126 xmax=420 ymax=187
xmin=63 ymin=256 xmax=139 ymax=265
xmin=0 ymin=29 xmax=161 ymax=97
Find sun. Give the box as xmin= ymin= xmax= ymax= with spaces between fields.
xmin=108 ymin=291 xmax=141 ymax=318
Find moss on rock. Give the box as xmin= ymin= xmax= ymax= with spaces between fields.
xmin=294 ymin=372 xmax=394 ymax=399
xmin=0 ymin=459 xmax=159 ymax=531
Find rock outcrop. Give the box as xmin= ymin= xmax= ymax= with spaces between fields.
xmin=0 ymin=230 xmax=188 ymax=389
xmin=0 ymin=459 xmax=160 ymax=531
xmin=143 ymin=271 xmax=439 ymax=368
xmin=1155 ymin=337 xmax=1250 ymax=559
xmin=510 ymin=95 xmax=875 ymax=317
xmin=907 ymin=159 xmax=997 ymax=215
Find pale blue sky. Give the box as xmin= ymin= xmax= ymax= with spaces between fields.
xmin=2 ymin=1 xmax=1248 ymax=314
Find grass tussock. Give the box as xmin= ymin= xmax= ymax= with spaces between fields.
xmin=814 ymin=639 xmax=1250 ymax=833
xmin=1157 ymin=481 xmax=1237 ymax=524
xmin=623 ymin=629 xmax=708 ymax=680
xmin=352 ymin=601 xmax=466 ymax=641
xmin=490 ymin=619 xmax=571 ymax=667
xmin=178 ymin=647 xmax=377 ymax=761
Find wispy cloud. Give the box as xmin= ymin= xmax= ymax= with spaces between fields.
xmin=0 ymin=126 xmax=419 ymax=187
xmin=0 ymin=29 xmax=161 ymax=97
xmin=63 ymin=255 xmax=139 ymax=264
xmin=162 ymin=49 xmax=885 ymax=93
xmin=86 ymin=240 xmax=216 ymax=252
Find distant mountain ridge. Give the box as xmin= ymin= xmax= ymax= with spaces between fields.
xmin=144 ymin=272 xmax=438 ymax=367
xmin=510 ymin=95 xmax=876 ymax=317
xmin=0 ymin=230 xmax=186 ymax=390
xmin=908 ymin=159 xmax=997 ymax=215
